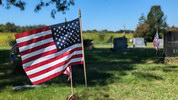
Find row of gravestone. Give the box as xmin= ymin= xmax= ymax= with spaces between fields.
xmin=133 ymin=38 xmax=163 ymax=47
xmin=112 ymin=37 xmax=164 ymax=51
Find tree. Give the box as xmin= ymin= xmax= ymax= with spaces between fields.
xmin=134 ymin=23 xmax=150 ymax=40
xmin=0 ymin=0 xmax=75 ymax=18
xmin=0 ymin=24 xmax=7 ymax=32
xmin=5 ymin=22 xmax=17 ymax=32
xmin=134 ymin=5 xmax=167 ymax=41
xmin=139 ymin=13 xmax=146 ymax=24
xmin=146 ymin=5 xmax=167 ymax=40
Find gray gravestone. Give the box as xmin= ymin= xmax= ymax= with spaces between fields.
xmin=133 ymin=38 xmax=146 ymax=47
xmin=159 ymin=39 xmax=163 ymax=46
xmin=113 ymin=36 xmax=128 ymax=51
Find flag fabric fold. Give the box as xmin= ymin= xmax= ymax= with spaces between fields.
xmin=153 ymin=32 xmax=160 ymax=50
xmin=64 ymin=66 xmax=72 ymax=80
xmin=15 ymin=18 xmax=84 ymax=85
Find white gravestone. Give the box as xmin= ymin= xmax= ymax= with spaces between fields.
xmin=133 ymin=38 xmax=146 ymax=47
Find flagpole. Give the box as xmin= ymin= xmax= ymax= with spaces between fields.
xmin=156 ymin=28 xmax=159 ymax=58
xmin=78 ymin=8 xmax=88 ymax=87
xmin=65 ymin=18 xmax=74 ymax=95
xmin=70 ymin=67 xmax=74 ymax=95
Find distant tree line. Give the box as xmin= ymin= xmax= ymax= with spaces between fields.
xmin=0 ymin=22 xmax=46 ymax=33
xmin=0 ymin=22 xmax=134 ymax=34
xmin=167 ymin=26 xmax=178 ymax=31
xmin=83 ymin=29 xmax=134 ymax=33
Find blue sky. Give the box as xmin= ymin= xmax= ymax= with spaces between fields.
xmin=0 ymin=0 xmax=178 ymax=31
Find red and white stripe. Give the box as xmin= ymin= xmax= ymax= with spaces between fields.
xmin=153 ymin=32 xmax=160 ymax=50
xmin=64 ymin=66 xmax=71 ymax=80
xmin=15 ymin=27 xmax=83 ymax=85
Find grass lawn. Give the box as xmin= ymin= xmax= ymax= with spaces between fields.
xmin=0 ymin=45 xmax=178 ymax=100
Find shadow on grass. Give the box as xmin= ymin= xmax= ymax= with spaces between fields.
xmin=0 ymin=47 xmax=163 ymax=91
xmin=150 ymin=65 xmax=178 ymax=73
xmin=85 ymin=48 xmax=162 ymax=64
xmin=132 ymin=72 xmax=163 ymax=80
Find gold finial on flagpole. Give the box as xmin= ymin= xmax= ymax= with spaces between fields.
xmin=65 ymin=17 xmax=67 ymax=26
xmin=65 ymin=17 xmax=67 ymax=23
xmin=78 ymin=8 xmax=81 ymax=18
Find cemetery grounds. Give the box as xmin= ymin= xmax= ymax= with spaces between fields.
xmin=0 ymin=33 xmax=178 ymax=100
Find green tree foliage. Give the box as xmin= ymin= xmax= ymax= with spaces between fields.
xmin=167 ymin=26 xmax=178 ymax=31
xmin=0 ymin=0 xmax=75 ymax=18
xmin=0 ymin=22 xmax=46 ymax=33
xmin=134 ymin=23 xmax=150 ymax=40
xmin=146 ymin=6 xmax=167 ymax=39
xmin=139 ymin=13 xmax=146 ymax=24
xmin=5 ymin=22 xmax=17 ymax=32
xmin=134 ymin=5 xmax=167 ymax=41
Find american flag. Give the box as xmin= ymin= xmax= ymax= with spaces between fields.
xmin=15 ymin=18 xmax=84 ymax=85
xmin=153 ymin=32 xmax=160 ymax=50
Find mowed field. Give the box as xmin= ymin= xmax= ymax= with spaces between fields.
xmin=0 ymin=33 xmax=178 ymax=100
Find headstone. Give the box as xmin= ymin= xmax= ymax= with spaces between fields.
xmin=164 ymin=31 xmax=178 ymax=57
xmin=133 ymin=38 xmax=146 ymax=47
xmin=164 ymin=31 xmax=178 ymax=63
xmin=83 ymin=39 xmax=94 ymax=50
xmin=113 ymin=36 xmax=128 ymax=51
xmin=107 ymin=36 xmax=113 ymax=43
xmin=159 ymin=39 xmax=163 ymax=46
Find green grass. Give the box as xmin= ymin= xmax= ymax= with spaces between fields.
xmin=0 ymin=45 xmax=178 ymax=100
xmin=0 ymin=32 xmax=132 ymax=46
xmin=0 ymin=33 xmax=15 ymax=46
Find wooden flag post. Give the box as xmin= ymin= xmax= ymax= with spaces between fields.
xmin=70 ymin=66 xmax=74 ymax=95
xmin=78 ymin=8 xmax=88 ymax=87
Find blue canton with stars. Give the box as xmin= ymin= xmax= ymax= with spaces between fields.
xmin=51 ymin=18 xmax=81 ymax=50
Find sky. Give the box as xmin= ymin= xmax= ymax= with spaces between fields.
xmin=0 ymin=0 xmax=178 ymax=31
